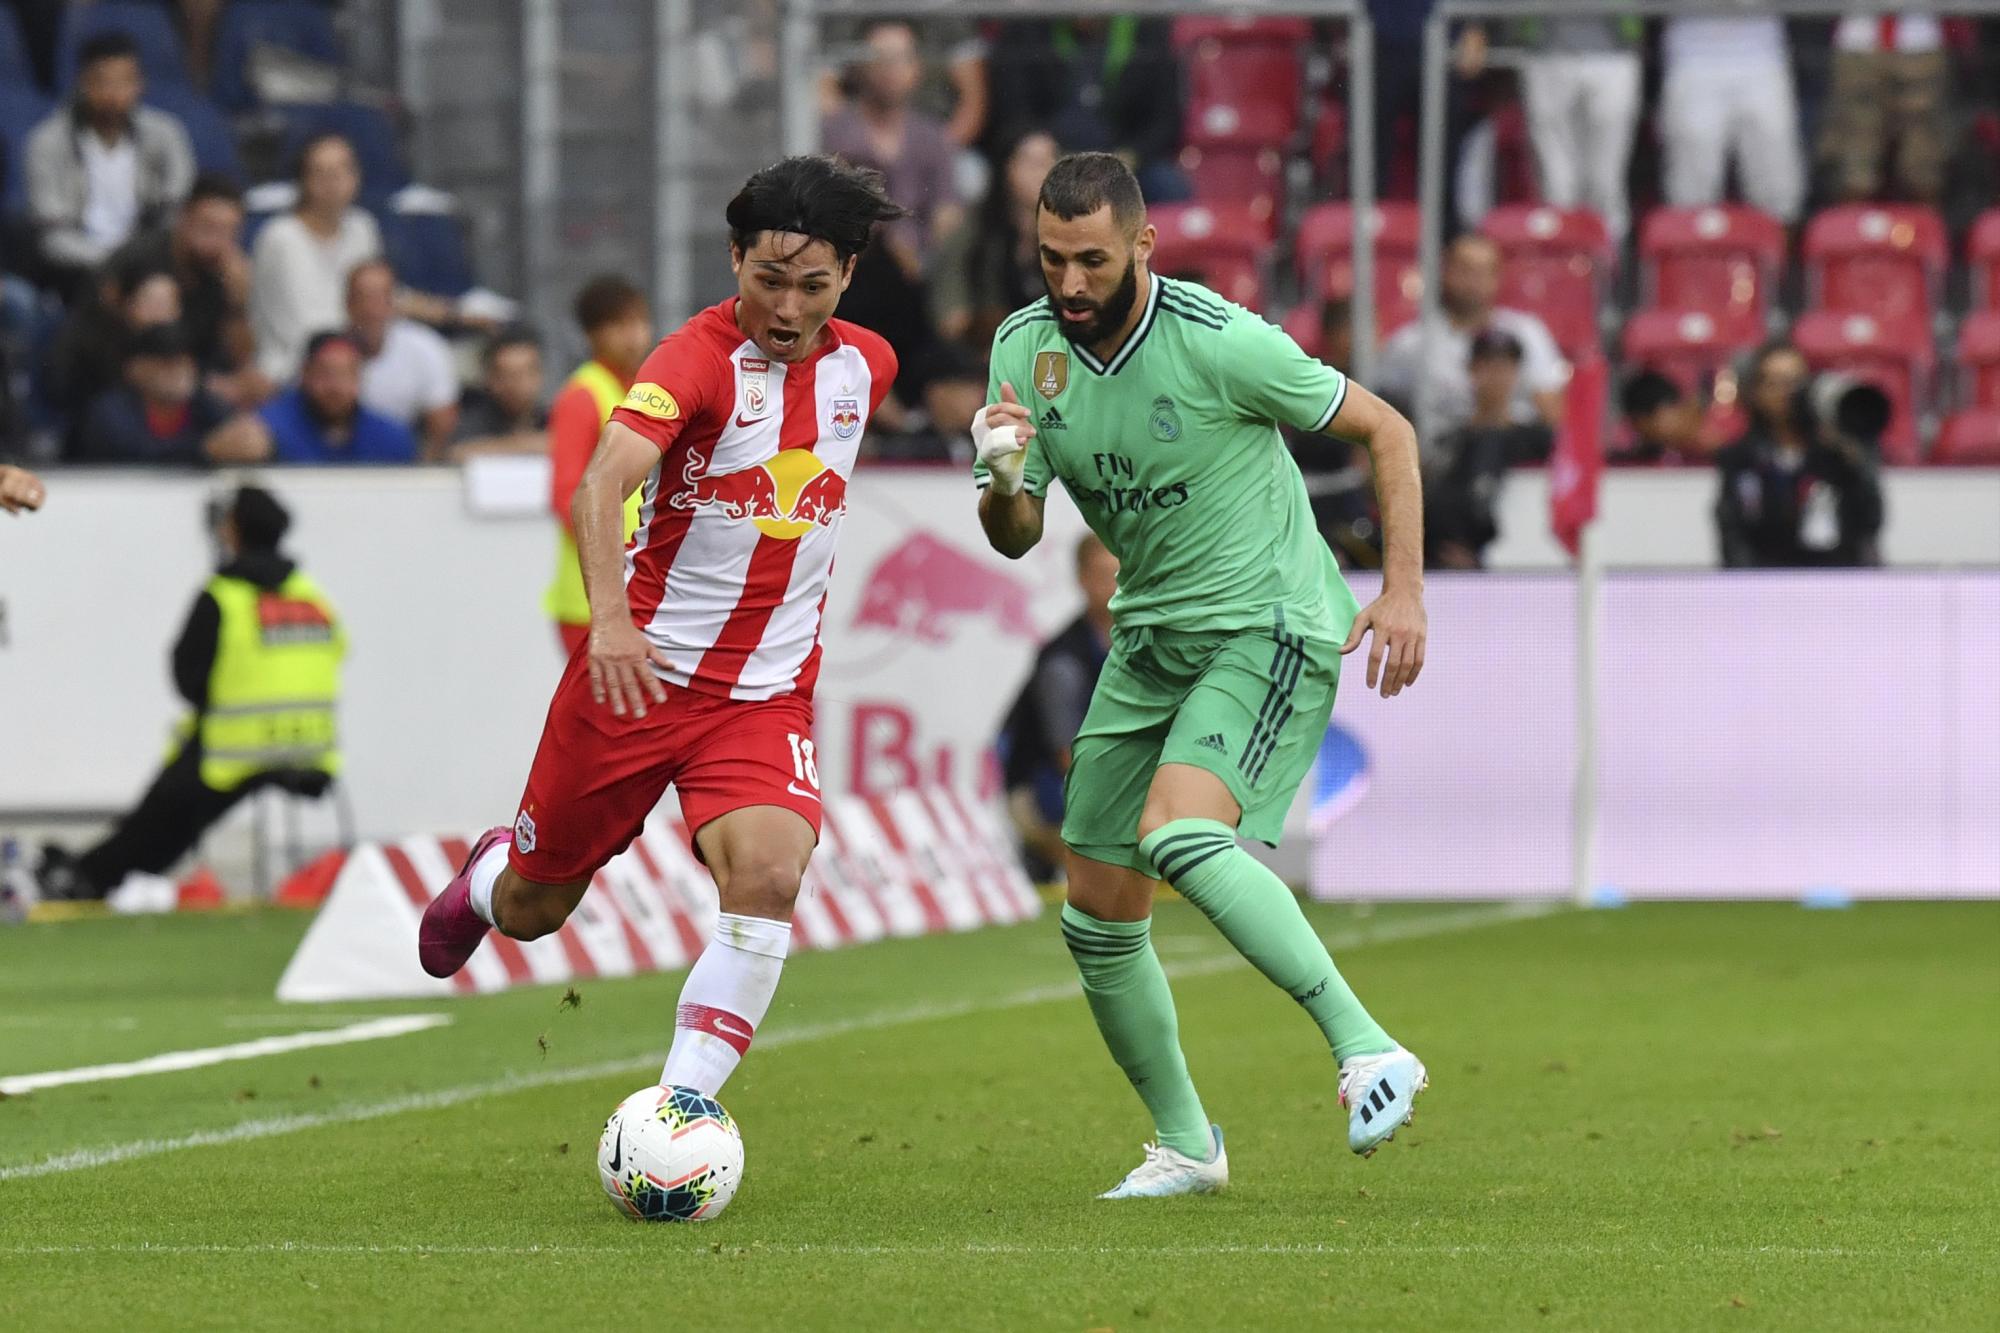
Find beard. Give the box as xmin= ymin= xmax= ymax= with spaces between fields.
xmin=1048 ymin=259 xmax=1139 ymax=347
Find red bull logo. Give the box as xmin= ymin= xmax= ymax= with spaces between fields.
xmin=829 ymin=397 xmax=861 ymax=441
xmin=851 ymin=533 xmax=1036 ymax=645
xmin=672 ymin=447 xmax=847 ymax=539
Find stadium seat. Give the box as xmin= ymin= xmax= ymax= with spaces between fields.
xmin=1182 ymin=40 xmax=1302 ymax=147
xmin=1281 ymin=301 xmax=1324 ymax=359
xmin=1932 ymin=408 xmax=2000 ymax=465
xmin=1295 ymin=201 xmax=1423 ymax=335
xmin=1791 ymin=309 xmax=1933 ymax=464
xmin=144 ymin=86 xmax=241 ymax=180
xmin=1177 ymin=143 xmax=1283 ymax=226
xmin=0 ymin=5 xmax=31 ymax=91
xmin=0 ymin=86 xmax=52 ymax=214
xmin=1170 ymin=17 xmax=1314 ymax=49
xmin=1480 ymin=205 xmax=1612 ymax=358
xmin=1638 ymin=205 xmax=1786 ymax=332
xmin=1148 ymin=202 xmax=1270 ymax=310
xmin=378 ymin=198 xmax=475 ymax=298
xmin=1620 ymin=308 xmax=1761 ymax=396
xmin=57 ymin=1 xmax=189 ymax=90
xmin=1956 ymin=310 xmax=2000 ymax=410
xmin=1802 ymin=204 xmax=1947 ymax=326
xmin=279 ymin=100 xmax=410 ymax=194
xmin=1968 ymin=209 xmax=2000 ymax=310
xmin=212 ymin=0 xmax=344 ymax=112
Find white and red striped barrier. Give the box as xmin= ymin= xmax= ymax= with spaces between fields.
xmin=275 ymin=786 xmax=1040 ymax=1002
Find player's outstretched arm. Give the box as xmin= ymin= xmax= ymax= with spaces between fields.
xmin=1324 ymin=382 xmax=1427 ymax=698
xmin=573 ymin=420 xmax=676 ymax=719
xmin=974 ymin=382 xmax=1045 ymax=559
xmin=0 ymin=465 xmax=46 ymax=515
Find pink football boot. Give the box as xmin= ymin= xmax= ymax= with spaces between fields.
xmin=418 ymin=825 xmax=512 ymax=978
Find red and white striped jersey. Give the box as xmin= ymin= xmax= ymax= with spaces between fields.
xmin=606 ymin=299 xmax=896 ymax=702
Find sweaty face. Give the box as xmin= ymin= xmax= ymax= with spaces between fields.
xmin=80 ymin=55 xmax=142 ymax=124
xmin=1039 ymin=204 xmax=1152 ymax=349
xmin=731 ymin=232 xmax=853 ymax=363
xmin=178 ymin=199 xmax=243 ymax=267
xmin=302 ymin=344 xmax=362 ymax=420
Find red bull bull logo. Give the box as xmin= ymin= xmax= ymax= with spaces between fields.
xmin=851 ymin=533 xmax=1037 ymax=644
xmin=829 ymin=397 xmax=861 ymax=440
xmin=672 ymin=448 xmax=847 ymax=539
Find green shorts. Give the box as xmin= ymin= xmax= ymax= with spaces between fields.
xmin=1061 ymin=615 xmax=1341 ymax=873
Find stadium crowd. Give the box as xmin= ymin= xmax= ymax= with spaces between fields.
xmin=5 ymin=4 xmax=1999 ymax=572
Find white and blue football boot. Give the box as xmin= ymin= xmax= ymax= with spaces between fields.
xmin=1098 ymin=1124 xmax=1229 ymax=1199
xmin=1339 ymin=1047 xmax=1428 ymax=1156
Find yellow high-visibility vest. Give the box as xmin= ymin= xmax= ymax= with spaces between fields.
xmin=543 ymin=360 xmax=645 ymax=626
xmin=184 ymin=571 xmax=346 ymax=791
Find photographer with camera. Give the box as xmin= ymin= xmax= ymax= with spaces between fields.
xmin=1714 ymin=341 xmax=1885 ymax=569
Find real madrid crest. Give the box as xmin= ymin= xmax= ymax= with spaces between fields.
xmin=1149 ymin=395 xmax=1183 ymax=443
xmin=1033 ymin=350 xmax=1069 ymax=401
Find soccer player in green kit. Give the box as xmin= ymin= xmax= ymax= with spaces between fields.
xmin=973 ymin=153 xmax=1430 ymax=1198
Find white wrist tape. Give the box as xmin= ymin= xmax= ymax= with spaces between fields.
xmin=971 ymin=406 xmax=1027 ymax=496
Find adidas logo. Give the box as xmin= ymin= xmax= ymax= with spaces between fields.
xmin=1360 ymin=1080 xmax=1398 ymax=1125
xmin=1194 ymin=733 xmax=1228 ymax=753
xmin=1039 ymin=406 xmax=1067 ymax=430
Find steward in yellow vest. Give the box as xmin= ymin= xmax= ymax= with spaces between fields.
xmin=35 ymin=486 xmax=347 ymax=902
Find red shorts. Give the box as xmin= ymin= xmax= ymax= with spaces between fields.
xmin=509 ymin=648 xmax=823 ymax=883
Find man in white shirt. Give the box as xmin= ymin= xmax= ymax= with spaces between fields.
xmin=1375 ymin=234 xmax=1568 ymax=436
xmin=345 ymin=258 xmax=459 ymax=458
xmin=1820 ymin=13 xmax=1948 ymax=205
xmin=1659 ymin=17 xmax=1805 ymax=222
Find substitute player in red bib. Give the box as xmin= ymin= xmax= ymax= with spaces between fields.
xmin=419 ymin=156 xmax=901 ymax=1097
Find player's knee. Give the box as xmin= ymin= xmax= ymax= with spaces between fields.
xmin=716 ymin=856 xmax=805 ymax=919
xmin=1135 ymin=799 xmax=1178 ymax=846
xmin=496 ymin=878 xmax=583 ymax=940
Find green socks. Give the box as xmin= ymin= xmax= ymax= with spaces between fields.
xmin=1141 ymin=818 xmax=1395 ymax=1064
xmin=1060 ymin=904 xmax=1214 ymax=1159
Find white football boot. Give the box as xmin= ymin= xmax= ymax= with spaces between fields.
xmin=1339 ymin=1047 xmax=1428 ymax=1156
xmin=1098 ymin=1124 xmax=1228 ymax=1199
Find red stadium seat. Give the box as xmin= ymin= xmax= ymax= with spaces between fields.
xmin=1295 ymin=201 xmax=1423 ymax=334
xmin=1148 ymin=203 xmax=1270 ymax=310
xmin=1968 ymin=209 xmax=2000 ymax=310
xmin=1958 ymin=311 xmax=2000 ymax=410
xmin=1802 ymin=204 xmax=1948 ymax=326
xmin=1620 ymin=308 xmax=1762 ymax=396
xmin=1183 ymin=40 xmax=1302 ymax=146
xmin=1282 ymin=301 xmax=1325 ymax=359
xmin=1480 ymin=206 xmax=1612 ymax=359
xmin=1639 ymin=205 xmax=1786 ymax=331
xmin=1178 ymin=143 xmax=1284 ymax=225
xmin=1791 ymin=309 xmax=1934 ymax=464
xmin=1933 ymin=408 xmax=2000 ymax=465
xmin=1171 ymin=17 xmax=1314 ymax=50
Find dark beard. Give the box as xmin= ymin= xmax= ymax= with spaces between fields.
xmin=1048 ymin=260 xmax=1139 ymax=349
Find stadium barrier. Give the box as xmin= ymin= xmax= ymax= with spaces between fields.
xmin=275 ymin=785 xmax=1038 ymax=1002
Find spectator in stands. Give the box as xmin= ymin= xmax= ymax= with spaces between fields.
xmin=1514 ymin=17 xmax=1642 ymax=243
xmin=35 ymin=485 xmax=345 ymax=903
xmin=344 ymin=258 xmax=458 ymax=459
xmin=988 ymin=17 xmax=1188 ymax=204
xmin=931 ymin=128 xmax=1058 ymax=345
xmin=1714 ymin=341 xmax=1885 ymax=568
xmin=450 ymin=326 xmax=547 ymax=459
xmin=1616 ymin=371 xmax=1711 ymax=467
xmin=250 ymin=132 xmax=382 ymax=382
xmin=1290 ymin=298 xmax=1383 ymax=568
xmin=822 ymin=21 xmax=966 ymax=280
xmin=75 ymin=323 xmax=230 ymax=465
xmin=24 ymin=31 xmax=194 ymax=291
xmin=1424 ymin=329 xmax=1553 ymax=569
xmin=205 ymin=331 xmax=417 ymax=465
xmin=997 ymin=533 xmax=1117 ymax=882
xmin=1375 ymin=233 xmax=1566 ymax=433
xmin=1818 ymin=13 xmax=1949 ymax=206
xmin=47 ymin=255 xmax=182 ymax=450
xmin=823 ymin=16 xmax=988 ymax=152
xmin=110 ymin=173 xmax=267 ymax=407
xmin=1658 ymin=16 xmax=1805 ymax=223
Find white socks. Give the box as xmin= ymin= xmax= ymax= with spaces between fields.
xmin=660 ymin=912 xmax=792 ymax=1095
xmin=466 ymin=842 xmax=510 ymax=926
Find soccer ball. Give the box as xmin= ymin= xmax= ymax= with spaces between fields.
xmin=596 ymin=1084 xmax=744 ymax=1222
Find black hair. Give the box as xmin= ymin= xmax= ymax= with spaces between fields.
xmin=126 ymin=323 xmax=192 ymax=362
xmin=572 ymin=274 xmax=647 ymax=335
xmin=79 ymin=31 xmax=141 ymax=70
xmin=230 ymin=486 xmax=291 ymax=553
xmin=186 ymin=173 xmax=244 ymax=209
xmin=1038 ymin=152 xmax=1146 ymax=232
xmin=112 ymin=254 xmax=175 ymax=301
xmin=293 ymin=132 xmax=356 ymax=188
xmin=302 ymin=329 xmax=359 ymax=362
xmin=1743 ymin=338 xmax=1810 ymax=437
xmin=1619 ymin=370 xmax=1683 ymax=420
xmin=482 ymin=325 xmax=541 ymax=368
xmin=725 ymin=155 xmax=904 ymax=265
xmin=1468 ymin=328 xmax=1524 ymax=363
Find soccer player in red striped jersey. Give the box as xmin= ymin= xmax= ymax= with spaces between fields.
xmin=419 ymin=157 xmax=902 ymax=1097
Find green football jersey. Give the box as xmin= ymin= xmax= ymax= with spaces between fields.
xmin=976 ymin=275 xmax=1361 ymax=643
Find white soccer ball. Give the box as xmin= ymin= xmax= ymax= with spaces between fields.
xmin=596 ymin=1084 xmax=744 ymax=1222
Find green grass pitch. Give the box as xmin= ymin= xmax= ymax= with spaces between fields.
xmin=0 ymin=899 xmax=1994 ymax=1331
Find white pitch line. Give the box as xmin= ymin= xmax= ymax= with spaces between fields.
xmin=0 ymin=902 xmax=1556 ymax=1182
xmin=0 ymin=1015 xmax=452 ymax=1097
